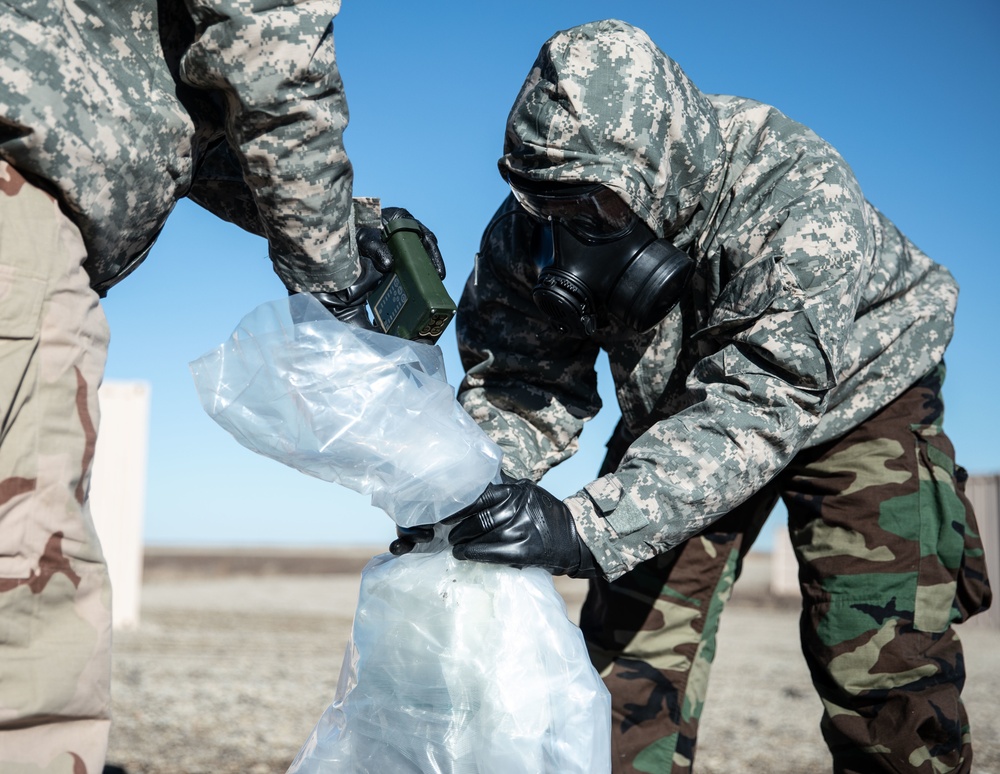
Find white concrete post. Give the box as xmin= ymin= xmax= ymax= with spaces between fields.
xmin=89 ymin=381 xmax=151 ymax=630
xmin=964 ymin=473 xmax=1000 ymax=630
xmin=769 ymin=526 xmax=799 ymax=597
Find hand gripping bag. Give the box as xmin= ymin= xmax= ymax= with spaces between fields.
xmin=190 ymin=295 xmax=611 ymax=773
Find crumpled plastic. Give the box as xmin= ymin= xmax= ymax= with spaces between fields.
xmin=288 ymin=548 xmax=611 ymax=774
xmin=190 ymin=295 xmax=611 ymax=773
xmin=189 ymin=294 xmax=502 ymax=527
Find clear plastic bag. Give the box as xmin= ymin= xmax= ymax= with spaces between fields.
xmin=189 ymin=294 xmax=502 ymax=526
xmin=288 ymin=548 xmax=611 ymax=774
xmin=190 ymin=296 xmax=611 ymax=773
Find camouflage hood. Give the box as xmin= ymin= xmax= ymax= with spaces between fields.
xmin=500 ymin=19 xmax=726 ymax=241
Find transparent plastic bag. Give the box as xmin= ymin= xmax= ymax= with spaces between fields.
xmin=189 ymin=294 xmax=502 ymax=526
xmin=190 ymin=296 xmax=611 ymax=773
xmin=288 ymin=548 xmax=611 ymax=774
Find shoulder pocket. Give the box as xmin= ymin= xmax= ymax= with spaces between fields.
xmin=695 ymin=251 xmax=784 ymax=338
xmin=695 ymin=249 xmax=835 ymax=391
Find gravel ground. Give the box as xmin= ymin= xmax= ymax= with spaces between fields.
xmin=104 ymin=551 xmax=1000 ymax=774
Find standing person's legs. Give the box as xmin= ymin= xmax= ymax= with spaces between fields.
xmin=782 ymin=365 xmax=991 ymax=774
xmin=580 ymin=492 xmax=775 ymax=774
xmin=0 ymin=162 xmax=113 ymax=774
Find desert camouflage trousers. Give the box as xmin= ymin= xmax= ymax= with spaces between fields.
xmin=0 ymin=161 xmax=113 ymax=773
xmin=583 ymin=365 xmax=992 ymax=774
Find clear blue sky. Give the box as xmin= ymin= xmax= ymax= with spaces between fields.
xmin=101 ymin=0 xmax=1000 ymax=551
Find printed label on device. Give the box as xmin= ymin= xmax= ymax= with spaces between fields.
xmin=371 ymin=275 xmax=408 ymax=332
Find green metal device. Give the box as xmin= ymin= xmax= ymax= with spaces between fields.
xmin=368 ymin=217 xmax=456 ymax=343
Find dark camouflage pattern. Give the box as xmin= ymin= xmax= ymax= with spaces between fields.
xmin=0 ymin=161 xmax=113 ymax=773
xmin=580 ymin=367 xmax=990 ymax=773
xmin=0 ymin=0 xmax=362 ymax=294
xmin=457 ymin=19 xmax=960 ymax=582
xmin=789 ymin=365 xmax=989 ymax=773
xmin=582 ymin=508 xmax=757 ymax=773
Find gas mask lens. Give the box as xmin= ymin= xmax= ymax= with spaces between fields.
xmin=507 ymin=178 xmax=636 ymax=242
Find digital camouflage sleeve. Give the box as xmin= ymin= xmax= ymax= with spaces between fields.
xmin=0 ymin=0 xmax=360 ymax=293
xmin=457 ymin=20 xmax=958 ymax=581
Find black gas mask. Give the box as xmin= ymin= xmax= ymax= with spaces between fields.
xmin=508 ymin=175 xmax=694 ymax=336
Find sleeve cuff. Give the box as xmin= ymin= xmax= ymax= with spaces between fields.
xmin=564 ymin=479 xmax=652 ymax=581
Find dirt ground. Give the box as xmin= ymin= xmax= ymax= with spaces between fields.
xmin=103 ymin=548 xmax=1000 ymax=774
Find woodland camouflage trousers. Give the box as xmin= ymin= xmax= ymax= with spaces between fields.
xmin=0 ymin=161 xmax=113 ymax=774
xmin=583 ymin=364 xmax=992 ymax=774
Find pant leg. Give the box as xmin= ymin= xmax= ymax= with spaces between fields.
xmin=0 ymin=162 xmax=113 ymax=774
xmin=781 ymin=365 xmax=990 ymax=774
xmin=580 ymin=492 xmax=776 ymax=774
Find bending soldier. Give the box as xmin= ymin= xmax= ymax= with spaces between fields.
xmin=407 ymin=19 xmax=991 ymax=774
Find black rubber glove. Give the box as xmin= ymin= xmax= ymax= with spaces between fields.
xmin=442 ymin=474 xmax=599 ymax=578
xmin=389 ymin=524 xmax=435 ymax=556
xmin=315 ymin=207 xmax=445 ymax=329
xmin=312 ymin=255 xmax=385 ymax=330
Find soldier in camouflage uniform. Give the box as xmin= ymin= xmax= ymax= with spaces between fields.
xmin=0 ymin=2 xmax=443 ymax=772
xmin=438 ymin=19 xmax=992 ymax=774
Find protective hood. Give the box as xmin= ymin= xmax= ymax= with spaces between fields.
xmin=500 ymin=19 xmax=726 ymax=241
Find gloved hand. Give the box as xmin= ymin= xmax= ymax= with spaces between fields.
xmin=315 ymin=207 xmax=445 ymax=329
xmin=312 ymin=255 xmax=385 ymax=329
xmin=389 ymin=524 xmax=435 ymax=556
xmin=441 ymin=474 xmax=599 ymax=578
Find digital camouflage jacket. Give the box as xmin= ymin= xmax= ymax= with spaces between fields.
xmin=456 ymin=20 xmax=958 ymax=580
xmin=0 ymin=0 xmax=366 ymax=294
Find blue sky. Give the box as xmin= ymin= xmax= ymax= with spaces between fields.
xmin=101 ymin=1 xmax=1000 ymax=551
